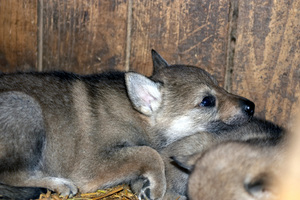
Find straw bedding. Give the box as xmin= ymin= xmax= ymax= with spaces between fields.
xmin=38 ymin=185 xmax=138 ymax=200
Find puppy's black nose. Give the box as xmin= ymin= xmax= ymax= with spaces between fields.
xmin=240 ymin=99 xmax=255 ymax=116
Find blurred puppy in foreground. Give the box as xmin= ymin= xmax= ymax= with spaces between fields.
xmin=170 ymin=114 xmax=300 ymax=200
xmin=160 ymin=118 xmax=285 ymax=200
xmin=186 ymin=141 xmax=284 ymax=200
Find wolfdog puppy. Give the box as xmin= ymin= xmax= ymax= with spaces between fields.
xmin=0 ymin=50 xmax=254 ymax=199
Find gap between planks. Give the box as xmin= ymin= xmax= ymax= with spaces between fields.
xmin=37 ymin=0 xmax=43 ymax=71
xmin=224 ymin=0 xmax=239 ymax=92
xmin=125 ymin=0 xmax=133 ymax=72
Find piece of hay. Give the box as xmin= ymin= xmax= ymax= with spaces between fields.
xmin=38 ymin=185 xmax=139 ymax=200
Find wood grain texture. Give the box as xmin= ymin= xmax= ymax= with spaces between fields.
xmin=0 ymin=0 xmax=37 ymax=72
xmin=0 ymin=0 xmax=298 ymax=126
xmin=231 ymin=0 xmax=300 ymax=126
xmin=129 ymin=0 xmax=229 ymax=85
xmin=41 ymin=0 xmax=128 ymax=73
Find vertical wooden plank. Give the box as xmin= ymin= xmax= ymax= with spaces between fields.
xmin=0 ymin=0 xmax=37 ymax=72
xmin=130 ymin=0 xmax=230 ymax=85
xmin=42 ymin=0 xmax=128 ymax=74
xmin=231 ymin=0 xmax=300 ymax=126
xmin=37 ymin=0 xmax=43 ymax=71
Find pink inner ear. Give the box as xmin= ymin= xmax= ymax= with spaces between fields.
xmin=139 ymin=88 xmax=156 ymax=106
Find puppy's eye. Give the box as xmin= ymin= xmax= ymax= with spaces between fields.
xmin=199 ymin=96 xmax=216 ymax=107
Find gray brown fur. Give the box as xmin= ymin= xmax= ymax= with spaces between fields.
xmin=0 ymin=50 xmax=254 ymax=200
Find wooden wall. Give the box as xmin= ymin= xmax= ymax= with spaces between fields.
xmin=0 ymin=0 xmax=299 ymax=127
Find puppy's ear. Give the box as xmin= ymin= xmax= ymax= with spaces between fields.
xmin=125 ymin=72 xmax=162 ymax=116
xmin=151 ymin=49 xmax=169 ymax=74
xmin=171 ymin=152 xmax=203 ymax=172
xmin=171 ymin=156 xmax=194 ymax=172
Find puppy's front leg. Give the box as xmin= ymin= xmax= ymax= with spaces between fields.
xmin=79 ymin=146 xmax=166 ymax=200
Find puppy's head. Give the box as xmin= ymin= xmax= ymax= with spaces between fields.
xmin=125 ymin=50 xmax=255 ymax=145
xmin=152 ymin=50 xmax=254 ymax=143
xmin=180 ymin=142 xmax=280 ymax=200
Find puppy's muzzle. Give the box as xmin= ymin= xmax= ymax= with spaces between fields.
xmin=220 ymin=98 xmax=255 ymax=126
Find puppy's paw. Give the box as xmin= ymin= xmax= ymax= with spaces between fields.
xmin=138 ymin=179 xmax=151 ymax=200
xmin=49 ymin=177 xmax=78 ymax=197
xmin=136 ymin=175 xmax=166 ymax=200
